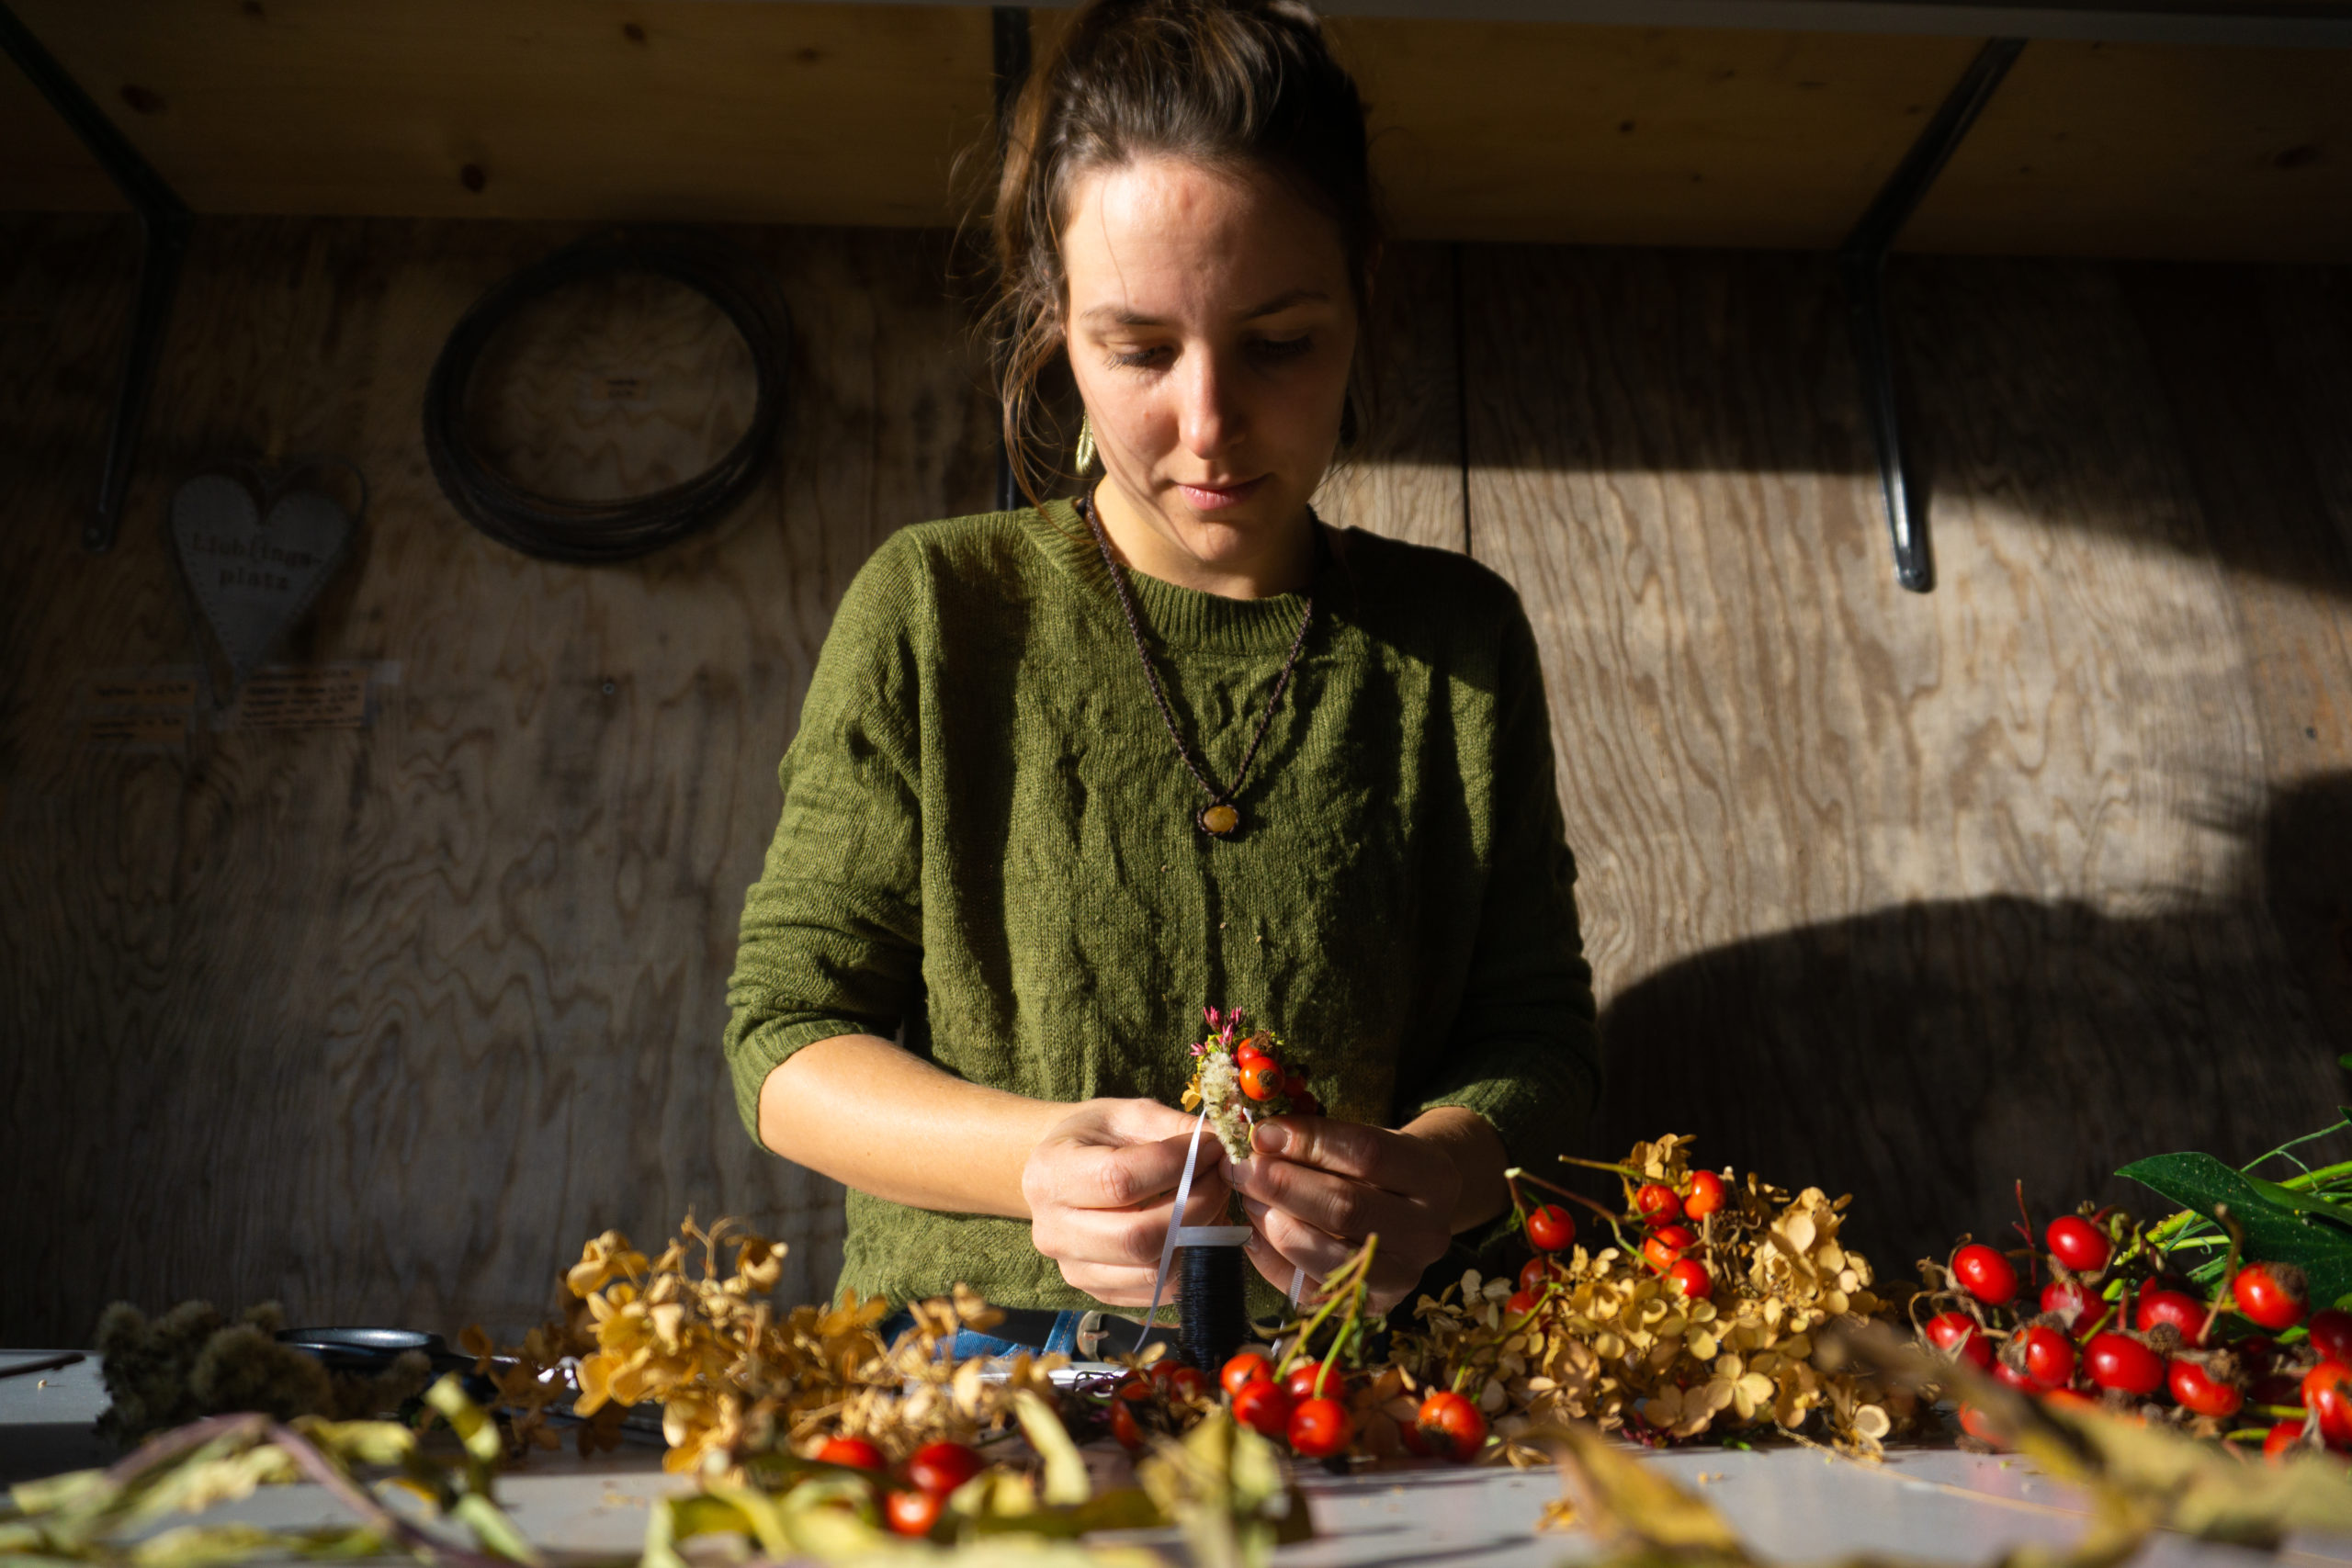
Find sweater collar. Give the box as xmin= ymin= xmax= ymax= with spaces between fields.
xmin=1023 ymin=497 xmax=1319 ymax=657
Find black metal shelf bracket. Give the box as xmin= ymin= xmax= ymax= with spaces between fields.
xmin=0 ymin=1 xmax=192 ymax=555
xmin=1838 ymin=36 xmax=2024 ymax=594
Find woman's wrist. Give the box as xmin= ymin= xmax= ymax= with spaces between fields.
xmin=1399 ymin=1106 xmax=1511 ymax=1233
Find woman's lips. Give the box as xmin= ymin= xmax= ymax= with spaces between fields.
xmin=1177 ymin=476 xmax=1267 ymax=512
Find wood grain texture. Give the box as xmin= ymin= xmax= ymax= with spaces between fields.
xmin=1310 ymin=243 xmax=1464 ymax=553
xmin=1907 ymin=40 xmax=2352 ymax=263
xmin=1462 ymin=244 xmax=2351 ymax=1269
xmin=5 ymin=5 xmax=2347 ymax=261
xmin=1331 ymin=18 xmax=1977 ymax=249
xmin=3 ymin=0 xmax=994 ymax=226
xmin=0 ymin=215 xmax=999 ymax=1344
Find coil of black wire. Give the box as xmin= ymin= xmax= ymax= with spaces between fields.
xmin=1177 ymin=1243 xmax=1250 ymax=1375
xmin=423 ymin=230 xmax=789 ymax=564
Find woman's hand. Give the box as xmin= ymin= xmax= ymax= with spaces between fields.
xmin=1022 ymin=1098 xmax=1230 ymax=1307
xmin=1229 ymin=1109 xmax=1504 ymax=1313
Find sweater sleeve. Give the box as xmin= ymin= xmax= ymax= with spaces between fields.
xmin=1411 ymin=598 xmax=1603 ymax=1170
xmin=722 ymin=538 xmax=928 ymax=1145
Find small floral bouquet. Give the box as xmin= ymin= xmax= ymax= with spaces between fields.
xmin=1181 ymin=1006 xmax=1320 ymax=1162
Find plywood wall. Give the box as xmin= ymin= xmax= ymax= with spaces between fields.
xmin=0 ymin=215 xmax=999 ymax=1344
xmin=1462 ymin=251 xmax=2352 ymax=1263
xmin=3 ymin=217 xmax=2347 ymax=1346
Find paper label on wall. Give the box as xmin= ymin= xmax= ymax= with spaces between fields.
xmin=229 ymin=665 xmax=371 ymax=729
xmin=81 ymin=670 xmax=200 ymax=749
xmin=81 ymin=662 xmax=386 ymax=746
xmin=83 ymin=710 xmax=192 ymax=746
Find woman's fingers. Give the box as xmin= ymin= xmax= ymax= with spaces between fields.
xmin=1231 ymin=1143 xmax=1451 ymax=1255
xmin=1023 ymin=1099 xmax=1234 ymax=1303
xmin=1241 ymin=1198 xmax=1352 ymax=1280
xmin=1053 ymin=1258 xmax=1165 ymax=1306
xmin=1241 ymin=1203 xmax=1424 ymax=1314
xmin=1027 ymin=1100 xmax=1221 ymax=1213
xmin=1032 ymin=1168 xmax=1233 ymax=1268
xmin=1227 ymin=1122 xmax=1460 ymax=1305
xmin=1251 ymin=1117 xmax=1453 ymax=1200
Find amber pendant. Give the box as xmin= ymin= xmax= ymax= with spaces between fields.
xmin=1199 ymin=803 xmax=1241 ymax=837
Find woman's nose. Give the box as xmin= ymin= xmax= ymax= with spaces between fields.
xmin=1175 ymin=349 xmax=1246 ymax=458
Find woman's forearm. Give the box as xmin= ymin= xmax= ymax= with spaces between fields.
xmin=758 ymin=1034 xmax=1068 ymax=1217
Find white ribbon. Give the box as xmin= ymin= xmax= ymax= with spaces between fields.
xmin=1134 ymin=1111 xmax=1305 ymax=1352
xmin=1135 ymin=1110 xmax=1212 ymax=1351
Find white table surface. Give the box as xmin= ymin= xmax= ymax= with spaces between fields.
xmin=7 ymin=1350 xmax=2348 ymax=1567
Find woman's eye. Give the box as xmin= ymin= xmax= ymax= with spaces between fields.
xmin=1251 ymin=335 xmax=1313 ymax=362
xmin=1107 ymin=345 xmax=1170 ymax=369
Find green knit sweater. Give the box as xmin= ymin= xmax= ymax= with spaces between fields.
xmin=724 ymin=500 xmax=1600 ymax=1315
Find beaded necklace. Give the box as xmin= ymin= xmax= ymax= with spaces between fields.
xmin=1076 ymin=490 xmax=1319 ymax=839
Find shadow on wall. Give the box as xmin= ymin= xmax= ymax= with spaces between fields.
xmin=1593 ymin=771 xmax=2352 ymax=1280
xmin=1423 ymin=244 xmax=2352 ymax=599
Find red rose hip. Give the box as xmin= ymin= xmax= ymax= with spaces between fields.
xmin=906 ymin=1440 xmax=985 ymax=1499
xmin=1415 ymin=1389 xmax=1487 ymax=1462
xmin=2311 ymin=1308 xmax=2352 ymax=1368
xmin=815 ymin=1436 xmax=887 ymax=1471
xmin=2302 ymin=1361 xmax=2352 ymax=1449
xmin=2043 ymin=1215 xmax=2111 ymax=1275
xmin=1525 ymin=1204 xmax=1576 ymax=1252
xmin=1287 ymin=1396 xmax=1353 ymax=1458
xmin=2166 ymin=1358 xmax=2243 ymax=1419
xmin=2133 ymin=1287 xmax=2208 ymax=1344
xmin=1220 ymin=1351 xmax=1274 ymax=1398
xmin=1665 ymin=1258 xmax=1712 ymax=1300
xmin=2082 ymin=1331 xmax=2165 ymax=1396
xmin=1924 ymin=1311 xmax=1994 ymax=1371
xmin=2017 ymin=1325 xmax=2076 ymax=1390
xmin=1232 ymin=1379 xmax=1293 ymax=1438
xmin=2232 ymin=1262 xmax=2308 ymax=1332
xmin=1951 ymin=1245 xmax=2019 ymax=1307
xmin=1682 ymin=1170 xmax=1727 ymax=1220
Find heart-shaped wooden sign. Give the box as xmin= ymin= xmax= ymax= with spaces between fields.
xmin=170 ymin=468 xmax=359 ymax=692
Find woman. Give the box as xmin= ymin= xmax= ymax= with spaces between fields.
xmin=723 ymin=0 xmax=1599 ymax=1344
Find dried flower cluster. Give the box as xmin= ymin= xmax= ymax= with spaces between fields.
xmin=555 ymin=1216 xmax=1066 ymax=1477
xmin=1180 ymin=1006 xmax=1317 ymax=1163
xmin=1391 ymin=1137 xmax=1918 ymax=1454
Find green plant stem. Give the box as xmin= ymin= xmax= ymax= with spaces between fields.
xmin=1556 ymin=1155 xmax=1645 ymax=1182
xmin=2279 ymin=1158 xmax=2352 ymax=1192
xmin=2200 ymin=1207 xmax=2246 ymax=1345
xmin=1276 ymin=1237 xmax=1375 ymax=1382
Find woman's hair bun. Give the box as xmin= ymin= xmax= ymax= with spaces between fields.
xmin=983 ymin=0 xmax=1383 ymax=509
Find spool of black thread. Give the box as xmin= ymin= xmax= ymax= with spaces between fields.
xmin=1176 ymin=1242 xmax=1249 ymax=1374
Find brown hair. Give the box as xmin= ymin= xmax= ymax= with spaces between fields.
xmin=986 ymin=0 xmax=1382 ymax=508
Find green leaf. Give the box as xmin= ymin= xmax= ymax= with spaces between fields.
xmin=452 ymin=1493 xmax=540 ymax=1565
xmin=128 ymin=1523 xmax=284 ymax=1568
xmin=423 ymin=1377 xmax=503 ymax=1467
xmin=2120 ymin=1152 xmax=2352 ymax=1305
xmin=2242 ymin=1172 xmax=2352 ymax=1228
xmin=1012 ymin=1391 xmax=1091 ymax=1507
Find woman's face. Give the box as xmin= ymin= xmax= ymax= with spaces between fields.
xmin=1060 ymin=154 xmax=1358 ymax=592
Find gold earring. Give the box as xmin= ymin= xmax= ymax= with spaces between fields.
xmin=1073 ymin=413 xmax=1096 ymax=473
